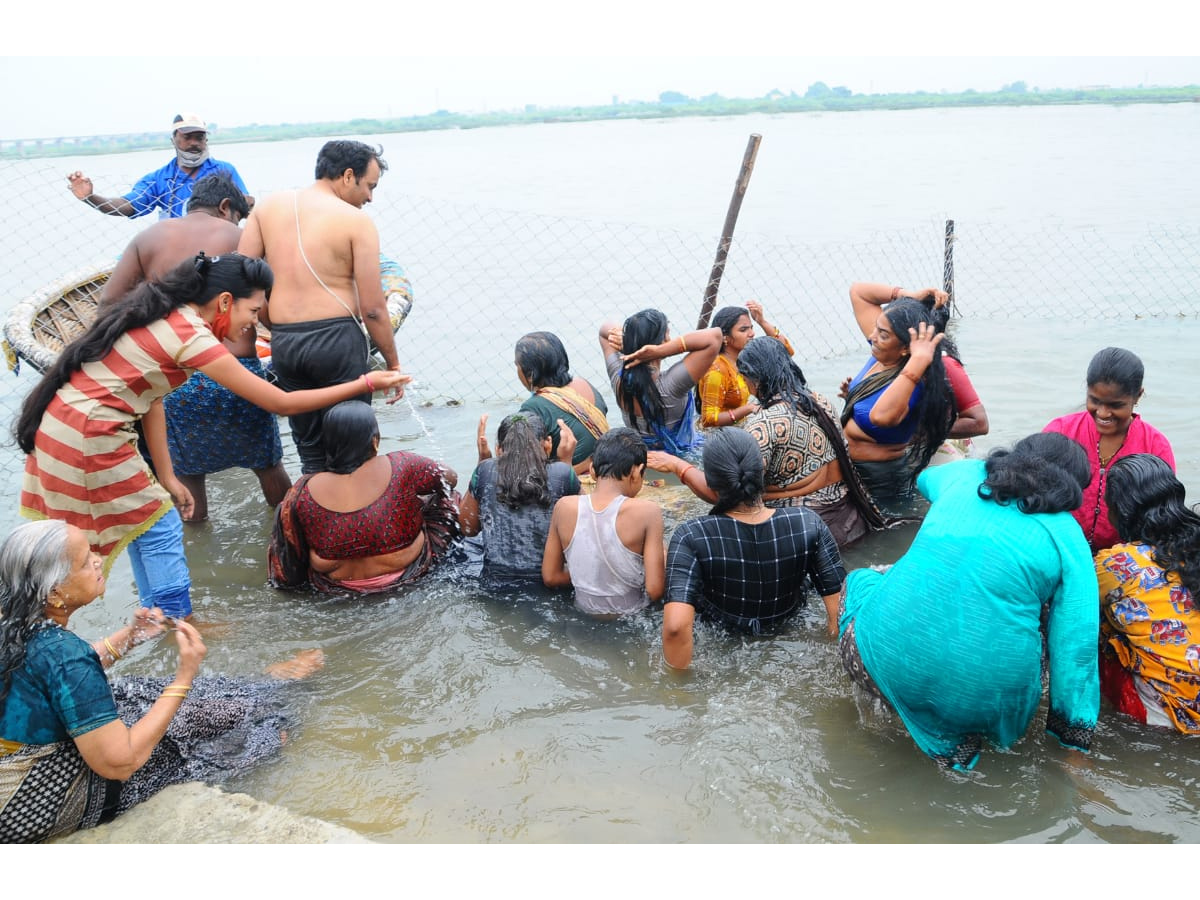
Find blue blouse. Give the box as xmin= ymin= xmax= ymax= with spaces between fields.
xmin=0 ymin=626 xmax=118 ymax=745
xmin=845 ymin=357 xmax=922 ymax=444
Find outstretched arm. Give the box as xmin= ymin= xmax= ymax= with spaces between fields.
xmin=68 ymin=172 xmax=136 ymax=217
xmin=351 ymin=219 xmax=400 ymax=372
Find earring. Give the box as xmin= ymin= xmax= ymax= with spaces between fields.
xmin=220 ymin=300 xmax=229 ymax=313
xmin=49 ymin=591 xmax=67 ymax=610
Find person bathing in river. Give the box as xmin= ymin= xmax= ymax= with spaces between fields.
xmin=650 ymin=336 xmax=892 ymax=549
xmin=460 ymin=414 xmax=580 ymax=588
xmin=101 ymin=174 xmax=292 ymax=522
xmin=839 ymin=284 xmax=956 ymax=512
xmin=268 ymin=402 xmax=460 ymax=594
xmin=599 ymin=310 xmax=721 ymax=460
xmin=16 ymin=254 xmax=409 ymax=621
xmin=542 ymin=428 xmax=666 ymax=617
xmin=515 ymin=331 xmax=610 ymax=475
xmin=1043 ymin=347 xmax=1174 ymax=552
xmin=663 ymin=428 xmax=845 ymax=670
xmin=696 ymin=300 xmax=794 ymax=429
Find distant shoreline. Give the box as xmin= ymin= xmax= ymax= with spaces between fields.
xmin=4 ymin=84 xmax=1198 ymax=160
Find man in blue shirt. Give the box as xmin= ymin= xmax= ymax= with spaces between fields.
xmin=66 ymin=113 xmax=252 ymax=219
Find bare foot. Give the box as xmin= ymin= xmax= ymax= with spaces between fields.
xmin=264 ymin=648 xmax=326 ymax=680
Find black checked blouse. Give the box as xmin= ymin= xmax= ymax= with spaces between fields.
xmin=666 ymin=507 xmax=845 ymax=633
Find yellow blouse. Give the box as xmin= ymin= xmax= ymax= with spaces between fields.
xmin=697 ymin=332 xmax=795 ymax=427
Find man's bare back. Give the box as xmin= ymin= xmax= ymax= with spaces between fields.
xmin=103 ymin=211 xmax=250 ymax=355
xmin=237 ymin=163 xmax=399 ymax=369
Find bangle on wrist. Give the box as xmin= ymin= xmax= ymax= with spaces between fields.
xmin=678 ymin=464 xmax=695 ymax=482
xmin=678 ymin=335 xmax=688 ymax=353
xmin=165 ymin=683 xmax=192 ymax=692
xmin=103 ymin=637 xmax=122 ymax=660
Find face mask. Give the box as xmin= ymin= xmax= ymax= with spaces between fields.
xmin=176 ymin=146 xmax=209 ymax=168
xmin=209 ymin=305 xmax=232 ymax=342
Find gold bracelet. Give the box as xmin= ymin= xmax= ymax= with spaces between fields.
xmin=679 ymin=335 xmax=688 ymax=352
xmin=162 ymin=691 xmax=189 ymax=700
xmin=103 ymin=637 xmax=122 ymax=660
xmin=773 ymin=327 xmax=781 ymax=338
xmin=165 ymin=683 xmax=192 ymax=692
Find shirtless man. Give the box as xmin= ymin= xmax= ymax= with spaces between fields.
xmin=238 ymin=140 xmax=405 ymax=474
xmin=102 ymin=173 xmax=291 ymax=521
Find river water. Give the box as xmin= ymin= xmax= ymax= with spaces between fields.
xmin=1 ymin=102 xmax=1198 ymax=842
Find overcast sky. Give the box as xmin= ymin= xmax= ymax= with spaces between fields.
xmin=3 ymin=1 xmax=1197 ymax=139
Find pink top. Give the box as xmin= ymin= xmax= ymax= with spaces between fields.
xmin=1043 ymin=411 xmax=1175 ymax=551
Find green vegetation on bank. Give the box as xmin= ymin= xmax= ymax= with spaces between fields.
xmin=4 ymin=82 xmax=1198 ymax=160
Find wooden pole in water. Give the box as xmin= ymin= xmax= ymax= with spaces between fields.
xmin=943 ymin=219 xmax=956 ymax=315
xmin=697 ymin=134 xmax=762 ymax=329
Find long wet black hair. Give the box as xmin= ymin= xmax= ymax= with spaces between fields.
xmin=496 ymin=414 xmax=552 ymax=509
xmin=978 ymin=432 xmax=1090 ymax=514
xmin=1106 ymin=454 xmax=1200 ymax=598
xmin=618 ymin=309 xmax=670 ymax=428
xmin=701 ymin=427 xmax=765 ymax=516
xmin=14 ymin=253 xmax=273 ymax=454
xmin=0 ymin=521 xmax=73 ymax=707
xmin=877 ymin=298 xmax=956 ymax=477
xmin=321 ymin=401 xmax=380 ymax=474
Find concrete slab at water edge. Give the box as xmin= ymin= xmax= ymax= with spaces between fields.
xmin=52 ymin=782 xmax=372 ymax=844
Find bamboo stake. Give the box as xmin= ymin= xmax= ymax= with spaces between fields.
xmin=697 ymin=134 xmax=762 ymax=329
xmin=943 ymin=219 xmax=956 ymax=315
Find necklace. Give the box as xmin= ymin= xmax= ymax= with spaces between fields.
xmin=1088 ymin=436 xmax=1126 ymax=542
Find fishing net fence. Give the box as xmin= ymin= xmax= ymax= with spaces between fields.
xmin=3 ymin=162 xmax=1200 ymax=421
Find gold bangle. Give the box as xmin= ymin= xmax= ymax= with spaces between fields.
xmin=773 ymin=327 xmax=781 ymax=338
xmin=165 ymin=683 xmax=192 ymax=692
xmin=162 ymin=691 xmax=189 ymax=700
xmin=678 ymin=464 xmax=695 ymax=482
xmin=679 ymin=335 xmax=688 ymax=352
xmin=103 ymin=637 xmax=122 ymax=660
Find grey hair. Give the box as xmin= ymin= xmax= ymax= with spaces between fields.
xmin=0 ymin=520 xmax=74 ymax=704
xmin=0 ymin=520 xmax=73 ymax=621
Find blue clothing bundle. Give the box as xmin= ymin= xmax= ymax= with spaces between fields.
xmin=838 ymin=459 xmax=1099 ymax=767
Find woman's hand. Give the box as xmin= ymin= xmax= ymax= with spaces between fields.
xmin=476 ymin=414 xmax=492 ymax=462
xmin=646 ymin=450 xmax=683 ymax=474
xmin=904 ymin=321 xmax=945 ymax=372
xmin=554 ymin=418 xmax=577 ymax=465
xmin=129 ymin=607 xmax=168 ymax=647
xmin=606 ymin=328 xmax=623 ymax=353
xmin=620 ymin=342 xmax=665 ymax=369
xmin=373 ymin=368 xmax=414 ymax=405
xmin=745 ymin=299 xmax=766 ymax=324
xmin=838 ymin=376 xmax=852 ymax=400
xmin=172 ymin=620 xmax=207 ymax=683
xmin=162 ymin=476 xmax=195 ymax=522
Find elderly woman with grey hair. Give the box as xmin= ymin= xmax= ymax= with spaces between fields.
xmin=0 ymin=520 xmax=319 ymax=842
